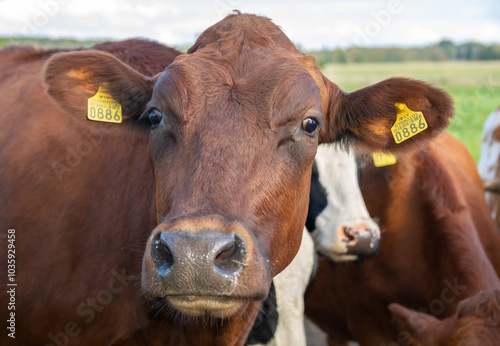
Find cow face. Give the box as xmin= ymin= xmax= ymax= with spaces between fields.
xmin=306 ymin=145 xmax=380 ymax=262
xmin=141 ymin=52 xmax=321 ymax=316
xmin=44 ymin=13 xmax=453 ymax=319
xmin=389 ymin=289 xmax=500 ymax=345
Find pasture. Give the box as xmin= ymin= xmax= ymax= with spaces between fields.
xmin=321 ymin=60 xmax=500 ymax=161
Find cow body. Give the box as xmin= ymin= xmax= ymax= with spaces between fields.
xmin=1 ymin=13 xmax=454 ymax=345
xmin=0 ymin=41 xmax=177 ymax=345
xmin=305 ymin=132 xmax=500 ymax=345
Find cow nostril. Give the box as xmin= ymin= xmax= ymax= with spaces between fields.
xmin=215 ymin=241 xmax=237 ymax=261
xmin=344 ymin=227 xmax=356 ymax=242
xmin=214 ymin=236 xmax=246 ymax=275
xmin=151 ymin=233 xmax=174 ymax=274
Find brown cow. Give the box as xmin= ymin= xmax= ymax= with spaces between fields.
xmin=1 ymin=13 xmax=453 ymax=345
xmin=304 ymin=132 xmax=500 ymax=345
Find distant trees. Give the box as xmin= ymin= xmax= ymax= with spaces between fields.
xmin=1 ymin=37 xmax=499 ymax=64
xmin=0 ymin=37 xmax=101 ymax=49
xmin=309 ymin=40 xmax=500 ymax=66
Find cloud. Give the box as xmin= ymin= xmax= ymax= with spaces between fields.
xmin=0 ymin=0 xmax=498 ymax=49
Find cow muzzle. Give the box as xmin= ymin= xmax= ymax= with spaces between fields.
xmin=342 ymin=226 xmax=380 ymax=256
xmin=312 ymin=220 xmax=380 ymax=262
xmin=142 ymin=215 xmax=271 ymax=318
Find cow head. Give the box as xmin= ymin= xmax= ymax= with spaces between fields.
xmin=389 ymin=289 xmax=500 ymax=345
xmin=43 ymin=13 xmax=453 ymax=319
xmin=307 ymin=145 xmax=380 ymax=262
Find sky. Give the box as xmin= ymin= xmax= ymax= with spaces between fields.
xmin=0 ymin=0 xmax=499 ymax=50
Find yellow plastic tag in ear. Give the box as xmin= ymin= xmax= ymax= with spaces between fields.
xmin=372 ymin=152 xmax=397 ymax=167
xmin=391 ymin=103 xmax=427 ymax=144
xmin=87 ymin=85 xmax=122 ymax=123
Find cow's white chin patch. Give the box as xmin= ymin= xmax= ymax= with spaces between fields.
xmin=166 ymin=296 xmax=247 ymax=318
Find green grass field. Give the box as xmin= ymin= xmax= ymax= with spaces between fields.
xmin=321 ymin=61 xmax=500 ymax=161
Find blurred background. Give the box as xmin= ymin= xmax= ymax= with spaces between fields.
xmin=1 ymin=0 xmax=499 ymax=160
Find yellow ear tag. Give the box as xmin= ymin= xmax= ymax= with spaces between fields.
xmin=87 ymin=85 xmax=122 ymax=123
xmin=391 ymin=103 xmax=427 ymax=144
xmin=372 ymin=152 xmax=397 ymax=167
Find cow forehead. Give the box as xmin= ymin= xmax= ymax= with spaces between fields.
xmin=151 ymin=49 xmax=322 ymax=125
xmin=314 ymin=146 xmax=359 ymax=195
xmin=316 ymin=145 xmax=356 ymax=175
xmin=313 ymin=145 xmax=370 ymax=217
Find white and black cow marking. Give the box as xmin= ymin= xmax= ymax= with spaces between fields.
xmin=247 ymin=229 xmax=316 ymax=346
xmin=306 ymin=144 xmax=380 ymax=262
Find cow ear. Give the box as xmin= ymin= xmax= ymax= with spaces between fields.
xmin=320 ymin=77 xmax=454 ymax=154
xmin=44 ymin=50 xmax=157 ymax=120
xmin=388 ymin=303 xmax=450 ymax=345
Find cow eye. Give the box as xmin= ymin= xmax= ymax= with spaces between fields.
xmin=302 ymin=118 xmax=319 ymax=134
xmin=148 ymin=109 xmax=162 ymax=126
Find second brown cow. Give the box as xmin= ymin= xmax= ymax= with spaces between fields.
xmin=305 ymin=133 xmax=500 ymax=345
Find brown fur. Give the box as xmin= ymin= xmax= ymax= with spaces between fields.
xmin=305 ymin=133 xmax=500 ymax=345
xmin=1 ymin=13 xmax=455 ymax=345
xmin=0 ymin=39 xmax=171 ymax=345
xmin=389 ymin=289 xmax=500 ymax=345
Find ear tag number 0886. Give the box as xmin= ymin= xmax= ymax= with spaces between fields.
xmin=391 ymin=103 xmax=427 ymax=144
xmin=87 ymin=85 xmax=122 ymax=123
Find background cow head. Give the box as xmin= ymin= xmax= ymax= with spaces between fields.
xmin=43 ymin=13 xmax=453 ymax=319
xmin=389 ymin=289 xmax=500 ymax=345
xmin=306 ymin=144 xmax=380 ymax=262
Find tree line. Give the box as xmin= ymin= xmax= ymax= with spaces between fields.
xmin=308 ymin=40 xmax=500 ymax=66
xmin=1 ymin=37 xmax=499 ymax=65
xmin=0 ymin=37 xmax=100 ymax=49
